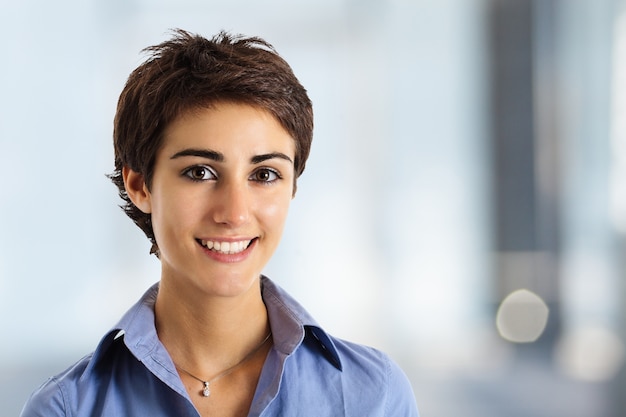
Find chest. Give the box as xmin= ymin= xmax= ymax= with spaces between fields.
xmin=182 ymin=357 xmax=264 ymax=417
xmin=76 ymin=338 xmax=386 ymax=417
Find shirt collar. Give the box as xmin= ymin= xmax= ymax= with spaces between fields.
xmin=82 ymin=283 xmax=168 ymax=381
xmin=87 ymin=276 xmax=342 ymax=375
xmin=261 ymin=276 xmax=342 ymax=370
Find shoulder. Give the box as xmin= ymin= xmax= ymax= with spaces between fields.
xmin=332 ymin=337 xmax=420 ymax=416
xmin=261 ymin=277 xmax=419 ymax=416
xmin=20 ymin=354 xmax=93 ymax=417
xmin=20 ymin=330 xmax=128 ymax=417
xmin=288 ymin=332 xmax=419 ymax=416
xmin=338 ymin=336 xmax=413 ymax=390
xmin=20 ymin=284 xmax=171 ymax=417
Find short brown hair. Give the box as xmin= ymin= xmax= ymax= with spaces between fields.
xmin=109 ymin=29 xmax=314 ymax=247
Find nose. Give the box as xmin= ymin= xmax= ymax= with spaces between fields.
xmin=211 ymin=181 xmax=250 ymax=227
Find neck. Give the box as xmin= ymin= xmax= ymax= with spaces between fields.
xmin=154 ymin=275 xmax=270 ymax=376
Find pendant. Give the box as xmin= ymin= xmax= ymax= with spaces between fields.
xmin=202 ymin=381 xmax=210 ymax=397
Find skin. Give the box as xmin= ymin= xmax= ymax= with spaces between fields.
xmin=123 ymin=102 xmax=296 ymax=416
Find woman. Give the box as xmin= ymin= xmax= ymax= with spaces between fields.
xmin=21 ymin=29 xmax=419 ymax=417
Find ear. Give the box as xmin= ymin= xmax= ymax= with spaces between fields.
xmin=122 ymin=166 xmax=152 ymax=214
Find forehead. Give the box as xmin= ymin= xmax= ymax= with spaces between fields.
xmin=160 ymin=103 xmax=296 ymax=158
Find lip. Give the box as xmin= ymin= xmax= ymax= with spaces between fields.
xmin=198 ymin=236 xmax=255 ymax=243
xmin=196 ymin=237 xmax=258 ymax=263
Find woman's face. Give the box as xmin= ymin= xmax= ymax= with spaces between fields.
xmin=135 ymin=102 xmax=295 ymax=297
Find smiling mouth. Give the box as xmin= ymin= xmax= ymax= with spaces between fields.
xmin=197 ymin=238 xmax=255 ymax=255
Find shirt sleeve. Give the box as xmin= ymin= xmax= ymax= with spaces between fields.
xmin=384 ymin=357 xmax=420 ymax=417
xmin=19 ymin=378 xmax=67 ymax=417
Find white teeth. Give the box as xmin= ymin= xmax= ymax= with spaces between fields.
xmin=200 ymin=239 xmax=251 ymax=254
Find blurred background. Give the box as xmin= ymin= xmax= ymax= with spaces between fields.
xmin=1 ymin=0 xmax=625 ymax=415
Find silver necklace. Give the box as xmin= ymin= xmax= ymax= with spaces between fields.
xmin=175 ymin=332 xmax=272 ymax=397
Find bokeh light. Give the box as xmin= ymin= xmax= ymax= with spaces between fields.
xmin=496 ymin=289 xmax=550 ymax=343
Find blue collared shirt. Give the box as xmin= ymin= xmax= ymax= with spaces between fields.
xmin=20 ymin=277 xmax=419 ymax=416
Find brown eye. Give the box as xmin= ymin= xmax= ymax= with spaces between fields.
xmin=191 ymin=167 xmax=206 ymax=179
xmin=183 ymin=165 xmax=216 ymax=181
xmin=252 ymin=168 xmax=279 ymax=183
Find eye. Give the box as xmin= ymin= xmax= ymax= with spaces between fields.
xmin=251 ymin=168 xmax=280 ymax=183
xmin=182 ymin=165 xmax=217 ymax=181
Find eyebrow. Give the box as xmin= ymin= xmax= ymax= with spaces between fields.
xmin=250 ymin=152 xmax=293 ymax=165
xmin=170 ymin=148 xmax=293 ymax=165
xmin=170 ymin=149 xmax=224 ymax=162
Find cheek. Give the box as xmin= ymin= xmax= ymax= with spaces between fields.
xmin=150 ymin=191 xmax=198 ymax=239
xmin=259 ymin=195 xmax=291 ymax=232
